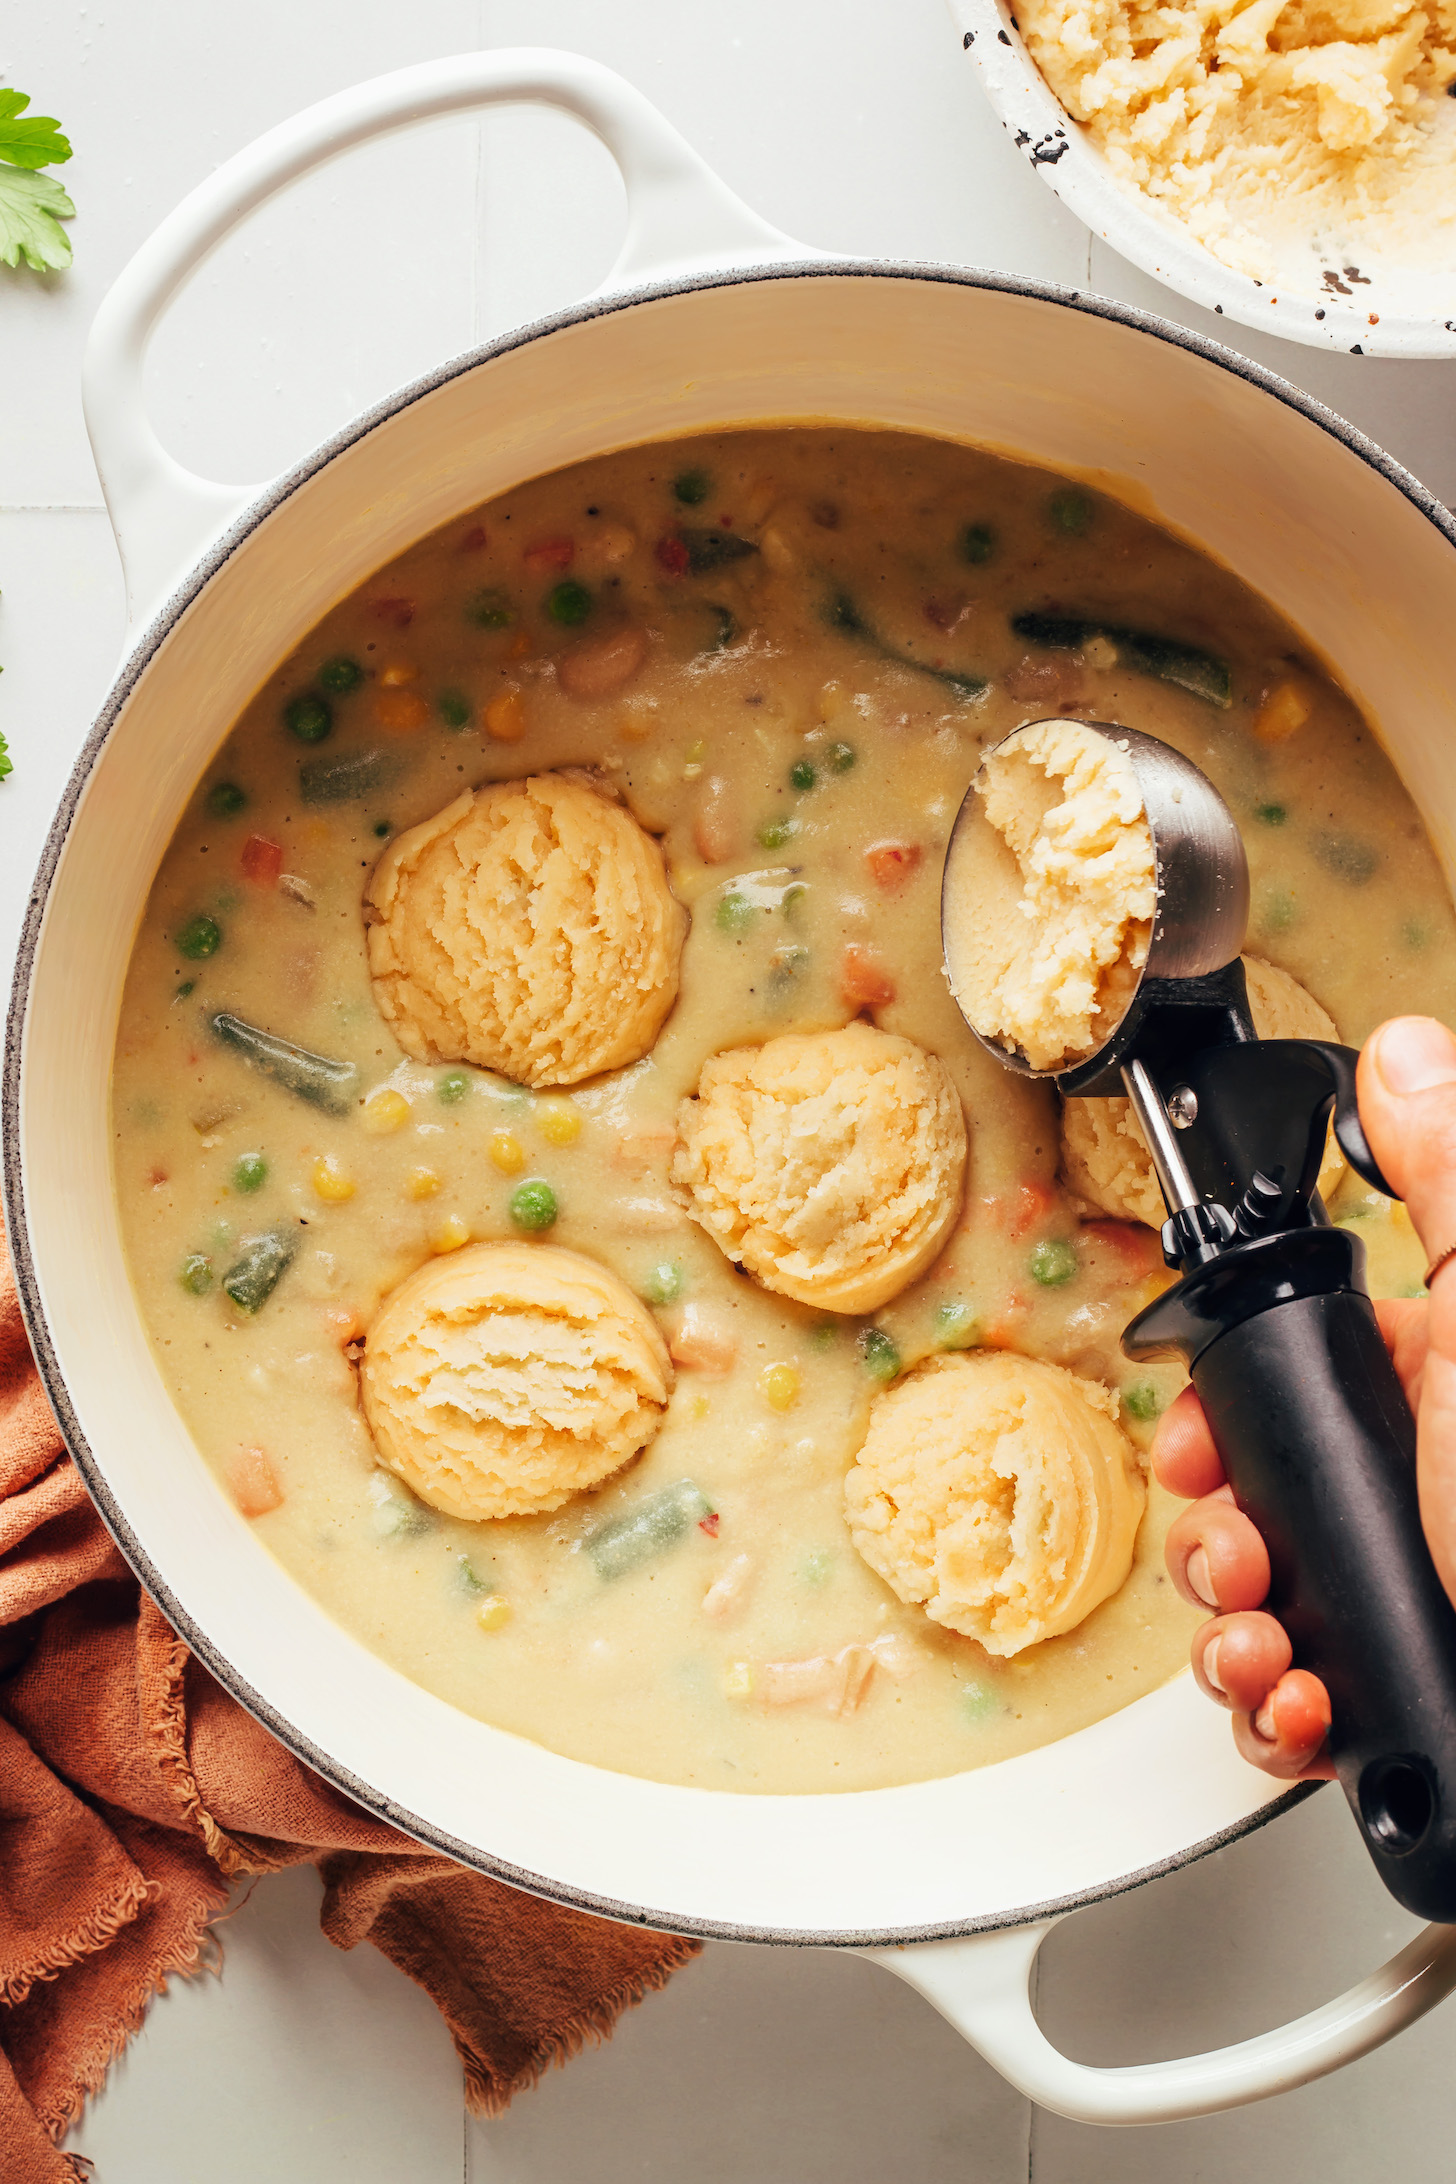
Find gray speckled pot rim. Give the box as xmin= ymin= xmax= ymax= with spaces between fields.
xmin=10 ymin=252 xmax=1424 ymax=1947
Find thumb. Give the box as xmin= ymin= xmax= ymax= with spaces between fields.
xmin=1359 ymin=1017 xmax=1456 ymax=1603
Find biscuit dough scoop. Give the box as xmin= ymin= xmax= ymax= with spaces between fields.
xmin=941 ymin=717 xmax=1456 ymax=1925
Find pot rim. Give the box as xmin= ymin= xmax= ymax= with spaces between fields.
xmin=7 ymin=254 xmax=1425 ymax=1943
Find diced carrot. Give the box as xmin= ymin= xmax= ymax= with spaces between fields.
xmin=506 ymin=627 xmax=533 ymax=662
xmin=865 ymin=840 xmax=923 ymax=891
xmin=923 ymin=594 xmax=969 ymax=632
xmin=668 ymin=1303 xmax=739 ymax=1376
xmin=1000 ymin=1180 xmax=1058 ymax=1238
xmin=229 ymin=1446 xmax=283 ymax=1518
xmin=839 ymin=945 xmax=896 ymax=1008
xmin=369 ymin=596 xmax=415 ymax=628
xmin=655 ymin=533 xmax=690 ymax=576
xmin=240 ymin=834 xmax=283 ymax=886
xmin=375 ymin=689 xmax=430 ymax=733
xmin=523 ymin=536 xmax=575 ymax=574
xmin=1082 ymin=1218 xmax=1158 ymax=1272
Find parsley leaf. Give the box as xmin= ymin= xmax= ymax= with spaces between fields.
xmin=0 ymin=90 xmax=71 ymax=170
xmin=0 ymin=167 xmax=74 ymax=270
xmin=0 ymin=733 xmax=11 ymax=784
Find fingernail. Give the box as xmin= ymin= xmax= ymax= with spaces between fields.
xmin=1253 ymin=1697 xmax=1276 ymax=1741
xmin=1202 ymin=1636 xmax=1226 ymax=1694
xmin=1186 ymin=1545 xmax=1218 ymax=1608
xmin=1373 ymin=1017 xmax=1456 ymax=1096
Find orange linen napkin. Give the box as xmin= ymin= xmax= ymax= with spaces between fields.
xmin=0 ymin=1245 xmax=698 ymax=2183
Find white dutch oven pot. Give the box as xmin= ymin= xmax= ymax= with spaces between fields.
xmin=8 ymin=49 xmax=1456 ymax=2126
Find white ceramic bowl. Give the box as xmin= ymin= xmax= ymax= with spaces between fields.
xmin=8 ymin=49 xmax=1456 ymax=2125
xmin=946 ymin=0 xmax=1456 ymax=359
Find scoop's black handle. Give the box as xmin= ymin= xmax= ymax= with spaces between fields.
xmin=1127 ymin=1229 xmax=1456 ymax=1920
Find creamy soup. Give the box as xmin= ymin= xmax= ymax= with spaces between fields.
xmin=111 ymin=429 xmax=1454 ymax=1794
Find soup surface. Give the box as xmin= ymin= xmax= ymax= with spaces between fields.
xmin=112 ymin=429 xmax=1453 ymax=1793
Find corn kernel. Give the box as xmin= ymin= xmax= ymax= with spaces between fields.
xmin=476 ymin=1594 xmax=513 ymax=1632
xmin=617 ymin=699 xmax=656 ymax=743
xmin=406 ymin=1166 xmax=441 ymax=1201
xmin=379 ymin=659 xmax=418 ymax=687
xmin=538 ymin=1103 xmax=582 ymax=1146
xmin=1252 ymin=679 xmax=1314 ymax=744
xmin=689 ymin=1394 xmax=712 ymax=1422
xmin=485 ymin=688 xmax=526 ymax=742
xmin=507 ymin=626 xmax=532 ymax=661
xmin=490 ymin=1129 xmax=526 ymax=1174
xmin=312 ymin=1156 xmax=357 ymax=1203
xmin=375 ymin=688 xmax=430 ymax=732
xmin=724 ymin=1662 xmax=754 ymax=1700
xmin=761 ymin=1363 xmax=800 ymax=1413
xmin=432 ymin=1213 xmax=471 ymax=1253
xmin=362 ymin=1088 xmax=410 ymax=1135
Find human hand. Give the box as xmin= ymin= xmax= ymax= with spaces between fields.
xmin=1152 ymin=1015 xmax=1456 ymax=1780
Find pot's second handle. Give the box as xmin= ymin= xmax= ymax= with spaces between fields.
xmin=83 ymin=45 xmax=800 ymax=634
xmin=859 ymin=1915 xmax=1456 ymax=2124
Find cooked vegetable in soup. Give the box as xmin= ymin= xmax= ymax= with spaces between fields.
xmin=111 ymin=429 xmax=1455 ymax=1793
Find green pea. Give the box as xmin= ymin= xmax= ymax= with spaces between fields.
xmin=373 ymin=819 xmax=392 ymax=838
xmin=789 ymin=759 xmax=816 ymax=791
xmin=936 ymin=1301 xmax=981 ymax=1349
xmin=467 ymin=588 xmax=513 ymax=629
xmin=673 ymin=467 xmax=711 ymax=506
xmin=1403 ymin=918 xmax=1431 ymax=951
xmin=176 ymin=914 xmax=221 ymax=961
xmin=800 ymin=1548 xmax=833 ymax=1587
xmin=1048 ymin=489 xmax=1094 ymax=536
xmin=206 ymin=781 xmax=247 ymax=818
xmin=1315 ymin=833 xmax=1379 ymax=886
xmin=782 ymin=883 xmax=808 ymax=923
xmin=960 ymin=522 xmax=996 ymax=565
xmin=457 ymin=1554 xmax=495 ymax=1595
xmin=827 ymin=741 xmax=856 ymax=774
xmin=318 ymin=656 xmax=363 ymax=694
xmin=285 ymin=693 xmax=332 ymax=744
xmin=437 ymin=688 xmax=471 ymax=729
xmin=546 ymin=581 xmax=592 ymax=626
xmin=232 ymin=1152 xmax=268 ymax=1194
xmin=858 ymin=1327 xmax=901 ymax=1383
xmin=173 ymin=980 xmax=195 ymax=1002
xmin=716 ymin=891 xmax=759 ymax=935
xmin=756 ymin=815 xmax=799 ymax=851
xmin=1123 ymin=1381 xmax=1163 ymax=1421
xmin=641 ymin=1261 xmax=685 ymax=1306
xmin=179 ymin=1253 xmax=213 ymax=1296
xmin=437 ymin=1069 xmax=471 ymax=1105
xmin=1030 ymin=1238 xmax=1078 ymax=1287
xmin=1255 ymin=802 xmax=1287 ymax=826
xmin=809 ymin=1320 xmax=839 ymax=1350
xmin=1260 ymin=886 xmax=1297 ymax=934
xmin=960 ymin=1682 xmax=999 ymax=1724
xmin=510 ymin=1178 xmax=558 ymax=1232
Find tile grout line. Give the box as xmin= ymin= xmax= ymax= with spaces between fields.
xmin=0 ymin=503 xmax=108 ymax=514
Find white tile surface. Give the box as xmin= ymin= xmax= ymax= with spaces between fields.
xmin=8 ymin=1 xmax=1456 ymax=2177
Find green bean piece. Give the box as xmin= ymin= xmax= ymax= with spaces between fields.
xmin=756 ymin=815 xmax=799 ymax=851
xmin=827 ymin=589 xmax=986 ymax=700
xmin=179 ymin=1253 xmax=213 ymax=1296
xmin=222 ymin=1231 xmax=295 ymax=1314
xmin=715 ymin=891 xmax=760 ymax=935
xmin=673 ymin=467 xmax=711 ymax=506
xmin=211 ymin=1013 xmax=360 ymax=1115
xmin=318 ymin=656 xmax=363 ymax=694
xmin=706 ymin=604 xmax=737 ymax=650
xmin=1010 ymin=612 xmax=1232 ymax=709
xmin=1255 ymin=802 xmax=1287 ymax=826
xmin=585 ymin=1479 xmax=715 ymax=1581
xmin=680 ymin=529 xmax=758 ymax=574
xmin=1123 ymin=1381 xmax=1163 ymax=1421
xmin=1030 ymin=1238 xmax=1078 ymax=1287
xmin=1048 ymin=488 xmax=1094 ymax=535
xmin=437 ymin=687 xmax=471 ymax=729
xmin=858 ymin=1327 xmax=901 ymax=1383
xmin=936 ymin=1301 xmax=981 ymax=1349
xmin=206 ymin=781 xmax=247 ymax=818
xmin=173 ymin=981 xmax=195 ymax=1003
xmin=176 ymin=914 xmax=221 ymax=961
xmin=769 ymin=945 xmax=809 ymax=996
xmin=960 ymin=522 xmax=996 ymax=565
xmin=641 ymin=1261 xmax=685 ymax=1306
xmin=827 ymin=741 xmax=856 ymax=774
xmin=782 ymin=883 xmax=808 ymax=923
xmin=436 ymin=1068 xmax=470 ymax=1104
xmin=298 ymin=747 xmax=399 ymax=804
xmin=285 ymin=693 xmax=332 ymax=744
xmin=457 ymin=1554 xmax=494 ymax=1595
xmin=510 ymin=1179 xmax=558 ymax=1232
xmin=546 ymin=580 xmax=591 ymax=626
xmin=232 ymin=1151 xmax=267 ymax=1194
xmin=466 ymin=588 xmax=514 ymax=629
xmin=1010 ymin=611 xmax=1091 ymax=650
xmin=789 ymin=759 xmax=816 ymax=791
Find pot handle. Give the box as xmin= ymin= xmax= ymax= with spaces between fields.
xmin=82 ymin=46 xmax=800 ymax=633
xmin=859 ymin=1914 xmax=1456 ymax=2124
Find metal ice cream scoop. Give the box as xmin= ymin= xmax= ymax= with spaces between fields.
xmin=942 ymin=719 xmax=1456 ymax=1923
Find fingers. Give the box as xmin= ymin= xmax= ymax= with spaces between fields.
xmin=1232 ymin=1672 xmax=1335 ymax=1781
xmin=1151 ymin=1383 xmax=1227 ymax=1498
xmin=1166 ymin=1486 xmax=1270 ymax=1611
xmin=1194 ymin=1609 xmax=1289 ymax=1707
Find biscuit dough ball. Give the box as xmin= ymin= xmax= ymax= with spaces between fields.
xmin=366 ymin=772 xmax=686 ymax=1088
xmin=1061 ymin=954 xmax=1345 ymax=1226
xmin=943 ymin=720 xmax=1156 ymax=1074
xmin=845 ymin=1352 xmax=1146 ymax=1656
xmin=361 ymin=1242 xmax=672 ymax=1521
xmin=671 ymin=1023 xmax=966 ymax=1315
